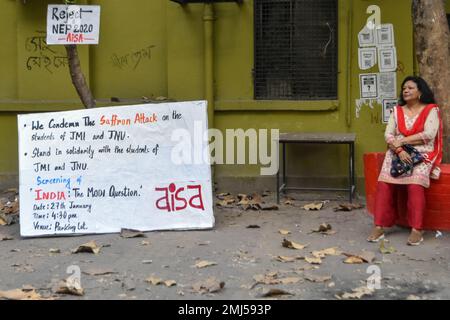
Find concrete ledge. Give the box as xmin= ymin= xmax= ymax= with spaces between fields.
xmin=0 ymin=173 xmax=18 ymax=190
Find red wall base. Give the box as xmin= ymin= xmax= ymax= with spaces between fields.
xmin=364 ymin=152 xmax=450 ymax=231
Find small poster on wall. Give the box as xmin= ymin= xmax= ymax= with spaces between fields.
xmin=47 ymin=5 xmax=101 ymax=45
xmin=378 ymin=47 xmax=397 ymax=72
xmin=358 ymin=47 xmax=377 ymax=70
xmin=358 ymin=25 xmax=376 ymax=47
xmin=359 ymin=73 xmax=378 ymax=98
xmin=382 ymin=99 xmax=398 ymax=123
xmin=378 ymin=72 xmax=397 ymax=98
xmin=376 ymin=24 xmax=395 ymax=47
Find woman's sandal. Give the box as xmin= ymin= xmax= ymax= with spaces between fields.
xmin=407 ymin=229 xmax=424 ymax=246
xmin=367 ymin=227 xmax=385 ymax=242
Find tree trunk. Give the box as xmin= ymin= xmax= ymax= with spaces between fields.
xmin=65 ymin=44 xmax=96 ymax=109
xmin=412 ymin=0 xmax=450 ymax=162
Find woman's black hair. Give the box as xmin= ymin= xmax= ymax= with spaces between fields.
xmin=398 ymin=76 xmax=435 ymax=105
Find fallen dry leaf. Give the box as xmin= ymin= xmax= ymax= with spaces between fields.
xmin=145 ymin=276 xmax=176 ymax=287
xmin=340 ymin=286 xmax=374 ymax=299
xmin=261 ymin=288 xmax=293 ymax=297
xmin=82 ymin=268 xmax=116 ymax=276
xmin=164 ymin=280 xmax=177 ymax=287
xmin=192 ymin=278 xmax=225 ymax=294
xmin=296 ymin=263 xmax=320 ymax=272
xmin=310 ymin=223 xmax=336 ymax=235
xmin=0 ymin=199 xmax=19 ymax=215
xmin=146 ymin=276 xmax=163 ymax=285
xmin=237 ymin=194 xmax=250 ymax=205
xmin=343 ymin=256 xmax=365 ymax=264
xmin=55 ymin=279 xmax=84 ymax=296
xmin=251 ymin=193 xmax=263 ymax=204
xmin=216 ymin=192 xmax=231 ymax=199
xmin=253 ymin=273 xmax=280 ymax=285
xmin=0 ymin=233 xmax=13 ymax=241
xmin=120 ymin=228 xmax=146 ymax=238
xmin=302 ymin=202 xmax=323 ymax=211
xmin=380 ymin=240 xmax=396 ymax=254
xmin=141 ymin=240 xmax=150 ymax=246
xmin=236 ymin=193 xmax=274 ymax=211
xmin=216 ymin=199 xmax=235 ymax=207
xmin=282 ymin=239 xmax=307 ymax=250
xmin=0 ymin=212 xmax=16 ymax=225
xmin=49 ymin=248 xmax=60 ymax=254
xmin=342 ymin=251 xmax=375 ymax=264
xmin=279 ymin=277 xmax=301 ymax=285
xmin=304 ymin=273 xmax=332 ymax=283
xmin=72 ymin=241 xmax=101 ymax=254
xmin=279 ymin=229 xmax=291 ymax=235
xmin=333 ymin=203 xmax=364 ymax=212
xmin=305 ymin=256 xmax=322 ymax=265
xmin=0 ymin=288 xmax=45 ymax=300
xmin=406 ymin=294 xmax=421 ymax=300
xmin=275 ymin=255 xmax=303 ymax=263
xmin=312 ymin=247 xmax=341 ymax=258
xmin=194 ymin=260 xmax=217 ymax=269
xmin=359 ymin=251 xmax=376 ymax=263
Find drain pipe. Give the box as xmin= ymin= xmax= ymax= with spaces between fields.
xmin=346 ymin=0 xmax=353 ymax=128
xmin=203 ymin=3 xmax=215 ymax=130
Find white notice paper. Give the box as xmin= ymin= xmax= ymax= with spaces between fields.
xmin=378 ymin=72 xmax=397 ymax=99
xmin=376 ymin=24 xmax=395 ymax=47
xmin=382 ymin=99 xmax=398 ymax=124
xmin=47 ymin=5 xmax=101 ymax=45
xmin=359 ymin=73 xmax=378 ymax=99
xmin=358 ymin=25 xmax=376 ymax=47
xmin=378 ymin=47 xmax=397 ymax=72
xmin=358 ymin=47 xmax=377 ymax=70
xmin=18 ymin=101 xmax=214 ymax=237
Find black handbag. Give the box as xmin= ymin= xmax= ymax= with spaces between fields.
xmin=390 ymin=144 xmax=424 ymax=178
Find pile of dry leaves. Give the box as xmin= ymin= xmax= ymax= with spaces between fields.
xmin=215 ymin=192 xmax=278 ymax=211
xmin=0 ymin=189 xmax=19 ymax=226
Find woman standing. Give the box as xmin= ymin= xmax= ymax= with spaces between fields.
xmin=367 ymin=76 xmax=443 ymax=246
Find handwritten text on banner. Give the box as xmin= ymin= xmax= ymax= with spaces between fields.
xmin=18 ymin=101 xmax=214 ymax=237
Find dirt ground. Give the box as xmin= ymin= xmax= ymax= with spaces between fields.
xmin=1 ymin=189 xmax=450 ymax=300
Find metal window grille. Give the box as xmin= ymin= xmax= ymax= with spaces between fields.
xmin=254 ymin=0 xmax=338 ymax=100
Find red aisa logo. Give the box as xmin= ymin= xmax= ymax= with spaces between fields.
xmin=155 ymin=183 xmax=205 ymax=212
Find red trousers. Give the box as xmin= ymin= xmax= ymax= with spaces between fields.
xmin=374 ymin=181 xmax=425 ymax=230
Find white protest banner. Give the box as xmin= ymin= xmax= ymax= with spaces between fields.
xmin=47 ymin=5 xmax=100 ymax=45
xmin=18 ymin=101 xmax=214 ymax=237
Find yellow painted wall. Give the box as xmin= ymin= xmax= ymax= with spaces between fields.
xmin=0 ymin=0 xmax=448 ymax=192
